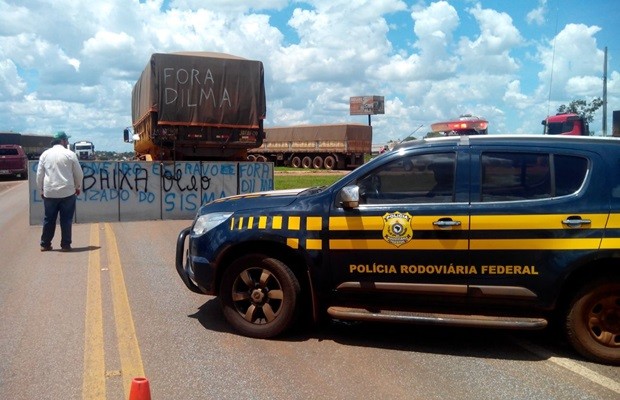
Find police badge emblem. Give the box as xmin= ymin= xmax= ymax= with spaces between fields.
xmin=382 ymin=212 xmax=413 ymax=247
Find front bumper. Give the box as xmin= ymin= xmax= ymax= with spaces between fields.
xmin=175 ymin=227 xmax=206 ymax=294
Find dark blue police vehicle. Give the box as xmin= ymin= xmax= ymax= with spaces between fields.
xmin=177 ymin=135 xmax=620 ymax=365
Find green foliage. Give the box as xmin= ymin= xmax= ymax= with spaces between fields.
xmin=557 ymin=98 xmax=603 ymax=123
xmin=275 ymin=173 xmax=343 ymax=190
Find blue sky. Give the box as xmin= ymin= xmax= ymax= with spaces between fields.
xmin=1 ymin=0 xmax=618 ymax=151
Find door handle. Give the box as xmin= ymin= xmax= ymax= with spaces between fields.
xmin=433 ymin=218 xmax=461 ymax=228
xmin=562 ymin=216 xmax=591 ymax=227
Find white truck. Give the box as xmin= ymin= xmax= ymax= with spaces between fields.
xmin=72 ymin=141 xmax=95 ymax=160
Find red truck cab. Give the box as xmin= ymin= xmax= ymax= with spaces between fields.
xmin=543 ymin=113 xmax=590 ymax=136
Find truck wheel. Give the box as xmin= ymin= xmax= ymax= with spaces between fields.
xmin=291 ymin=156 xmax=302 ymax=168
xmin=247 ymin=154 xmax=256 ymax=162
xmin=220 ymin=254 xmax=300 ymax=338
xmin=257 ymin=155 xmax=268 ymax=162
xmin=302 ymin=156 xmax=312 ymax=169
xmin=323 ymin=155 xmax=336 ymax=170
xmin=566 ymin=279 xmax=620 ymax=365
xmin=312 ymin=156 xmax=324 ymax=169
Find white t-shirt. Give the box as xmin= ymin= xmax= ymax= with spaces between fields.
xmin=36 ymin=144 xmax=84 ymax=198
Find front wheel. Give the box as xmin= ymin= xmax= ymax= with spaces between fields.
xmin=220 ymin=254 xmax=300 ymax=338
xmin=566 ymin=280 xmax=620 ymax=365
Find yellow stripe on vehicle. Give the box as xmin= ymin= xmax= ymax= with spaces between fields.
xmin=600 ymin=237 xmax=620 ymax=249
xmin=604 ymin=213 xmax=620 ymax=229
xmin=471 ymin=238 xmax=602 ymax=250
xmin=287 ymin=238 xmax=299 ymax=249
xmin=306 ymin=239 xmax=323 ymax=250
xmin=329 ymin=239 xmax=468 ymax=250
xmin=471 ymin=214 xmax=607 ymax=230
xmin=288 ymin=216 xmax=301 ymax=230
xmin=329 ymin=215 xmax=470 ymax=231
xmin=307 ymin=216 xmax=322 ymax=230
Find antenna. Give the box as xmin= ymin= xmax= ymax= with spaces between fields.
xmin=603 ymin=46 xmax=608 ymax=136
xmin=399 ymin=124 xmax=424 ymax=143
xmin=545 ymin=1 xmax=560 ymax=134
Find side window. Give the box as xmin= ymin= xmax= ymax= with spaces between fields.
xmin=481 ymin=152 xmax=551 ymax=202
xmin=357 ymin=152 xmax=456 ymax=204
xmin=554 ymin=155 xmax=588 ymax=196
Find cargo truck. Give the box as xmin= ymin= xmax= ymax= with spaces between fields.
xmin=124 ymin=52 xmax=266 ymax=161
xmin=247 ymin=123 xmax=372 ymax=170
xmin=542 ymin=113 xmax=590 ymax=136
xmin=0 ymin=132 xmax=53 ymax=159
xmin=71 ymin=140 xmax=95 ymax=160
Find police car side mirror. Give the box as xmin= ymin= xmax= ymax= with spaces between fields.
xmin=340 ymin=185 xmax=360 ymax=209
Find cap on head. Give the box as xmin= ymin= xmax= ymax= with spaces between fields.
xmin=53 ymin=131 xmax=70 ymax=140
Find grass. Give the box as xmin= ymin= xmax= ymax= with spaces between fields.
xmin=274 ymin=169 xmax=347 ymax=190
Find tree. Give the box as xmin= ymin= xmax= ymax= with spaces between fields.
xmin=557 ymin=98 xmax=603 ymax=123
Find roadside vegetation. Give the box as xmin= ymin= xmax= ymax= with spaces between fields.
xmin=274 ymin=167 xmax=347 ymax=190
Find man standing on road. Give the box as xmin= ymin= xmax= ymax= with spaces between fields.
xmin=36 ymin=131 xmax=84 ymax=252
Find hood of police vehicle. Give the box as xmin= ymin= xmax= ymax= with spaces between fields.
xmin=199 ymin=187 xmax=313 ymax=213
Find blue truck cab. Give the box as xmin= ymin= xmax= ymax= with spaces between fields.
xmin=176 ymin=134 xmax=620 ymax=365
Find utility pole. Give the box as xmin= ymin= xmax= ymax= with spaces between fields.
xmin=603 ymin=46 xmax=608 ymax=136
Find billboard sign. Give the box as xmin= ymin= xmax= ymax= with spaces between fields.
xmin=350 ymin=96 xmax=385 ymax=115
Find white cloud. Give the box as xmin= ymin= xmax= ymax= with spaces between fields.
xmin=526 ymin=0 xmax=547 ymax=26
xmin=502 ymin=80 xmax=531 ymax=110
xmin=0 ymin=0 xmax=617 ymax=150
xmin=458 ymin=3 xmax=523 ymax=74
xmin=536 ymin=23 xmax=604 ymax=100
xmin=0 ymin=59 xmax=27 ymax=98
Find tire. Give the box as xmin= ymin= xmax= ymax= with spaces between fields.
xmin=566 ymin=279 xmax=620 ymax=365
xmin=312 ymin=156 xmax=324 ymax=169
xmin=247 ymin=154 xmax=256 ymax=162
xmin=301 ymin=156 xmax=312 ymax=169
xmin=219 ymin=254 xmax=300 ymax=338
xmin=291 ymin=156 xmax=302 ymax=168
xmin=323 ymin=155 xmax=336 ymax=170
xmin=257 ymin=155 xmax=268 ymax=162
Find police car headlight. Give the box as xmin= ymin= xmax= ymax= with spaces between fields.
xmin=192 ymin=212 xmax=233 ymax=236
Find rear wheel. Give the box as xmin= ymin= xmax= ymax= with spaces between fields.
xmin=312 ymin=156 xmax=324 ymax=169
xmin=566 ymin=280 xmax=620 ymax=365
xmin=291 ymin=156 xmax=302 ymax=168
xmin=220 ymin=254 xmax=300 ymax=338
xmin=323 ymin=155 xmax=336 ymax=170
xmin=301 ymin=156 xmax=312 ymax=169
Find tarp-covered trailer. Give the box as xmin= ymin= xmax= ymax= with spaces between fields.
xmin=248 ymin=123 xmax=372 ymax=169
xmin=126 ymin=52 xmax=266 ymax=161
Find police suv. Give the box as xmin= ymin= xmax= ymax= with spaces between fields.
xmin=176 ymin=135 xmax=620 ymax=365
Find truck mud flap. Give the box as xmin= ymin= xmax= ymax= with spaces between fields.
xmin=176 ymin=227 xmax=205 ymax=294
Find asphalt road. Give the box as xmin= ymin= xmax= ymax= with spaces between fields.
xmin=0 ymin=178 xmax=618 ymax=400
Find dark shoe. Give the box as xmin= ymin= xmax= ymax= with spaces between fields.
xmin=40 ymin=245 xmax=53 ymax=252
xmin=60 ymin=245 xmax=72 ymax=252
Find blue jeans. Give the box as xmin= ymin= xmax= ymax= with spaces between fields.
xmin=40 ymin=194 xmax=76 ymax=248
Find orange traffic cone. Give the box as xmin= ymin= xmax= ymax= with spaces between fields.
xmin=129 ymin=377 xmax=151 ymax=400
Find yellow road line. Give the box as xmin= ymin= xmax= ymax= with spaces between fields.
xmin=104 ymin=223 xmax=145 ymax=399
xmin=83 ymin=224 xmax=106 ymax=400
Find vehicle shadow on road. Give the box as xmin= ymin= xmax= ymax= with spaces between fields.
xmin=188 ymin=298 xmax=579 ymax=364
xmin=187 ymin=298 xmax=235 ymax=334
